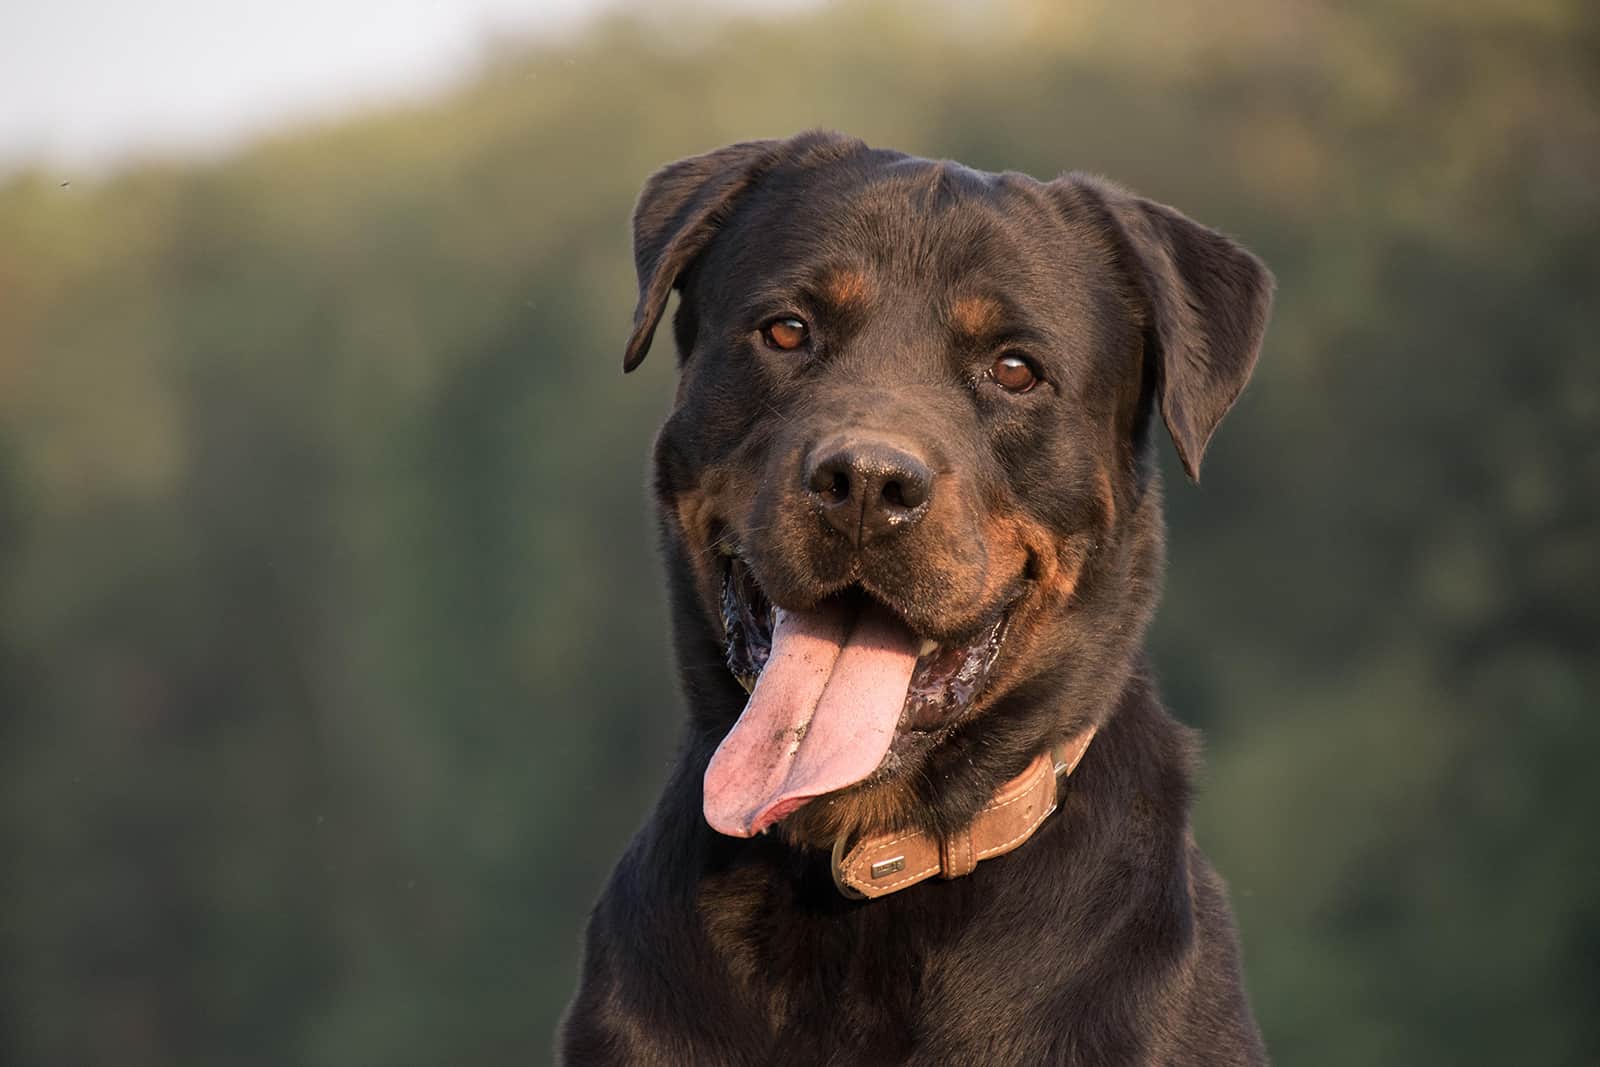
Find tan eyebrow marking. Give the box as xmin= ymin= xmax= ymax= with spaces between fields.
xmin=951 ymin=295 xmax=1004 ymax=336
xmin=821 ymin=268 xmax=872 ymax=308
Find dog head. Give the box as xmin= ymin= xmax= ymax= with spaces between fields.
xmin=626 ymin=132 xmax=1271 ymax=849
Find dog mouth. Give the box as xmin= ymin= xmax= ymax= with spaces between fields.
xmin=705 ymin=555 xmax=1011 ymax=838
xmin=722 ymin=559 xmax=1007 ymax=732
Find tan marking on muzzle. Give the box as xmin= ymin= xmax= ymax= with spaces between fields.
xmin=984 ymin=509 xmax=1092 ymax=619
xmin=671 ymin=478 xmax=737 ymax=623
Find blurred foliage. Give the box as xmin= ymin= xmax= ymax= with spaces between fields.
xmin=1 ymin=1 xmax=1596 ymax=1063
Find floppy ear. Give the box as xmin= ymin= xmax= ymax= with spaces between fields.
xmin=624 ymin=131 xmax=866 ymax=372
xmin=1065 ymin=175 xmax=1274 ymax=480
xmin=623 ymin=140 xmax=782 ymax=372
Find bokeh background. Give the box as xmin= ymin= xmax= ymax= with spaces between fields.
xmin=2 ymin=1 xmax=1596 ymax=1063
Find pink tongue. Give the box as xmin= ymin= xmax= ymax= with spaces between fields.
xmin=703 ymin=599 xmax=922 ymax=837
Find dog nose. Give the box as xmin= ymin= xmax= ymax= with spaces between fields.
xmin=805 ymin=439 xmax=933 ymax=544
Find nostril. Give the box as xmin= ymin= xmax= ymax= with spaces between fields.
xmin=828 ymin=470 xmax=850 ymax=505
xmin=887 ymin=466 xmax=930 ymax=511
xmin=807 ymin=458 xmax=853 ymax=506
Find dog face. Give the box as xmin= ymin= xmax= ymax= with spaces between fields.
xmin=627 ymin=132 xmax=1271 ymax=849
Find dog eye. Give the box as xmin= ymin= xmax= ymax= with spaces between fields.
xmin=761 ymin=317 xmax=809 ymax=352
xmin=990 ymin=354 xmax=1039 ymax=393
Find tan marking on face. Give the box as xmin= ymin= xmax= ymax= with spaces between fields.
xmin=951 ymin=295 xmax=1004 ymax=337
xmin=1096 ymin=469 xmax=1117 ymax=531
xmin=673 ymin=490 xmax=712 ymax=552
xmin=822 ymin=268 xmax=872 ymax=308
xmin=984 ymin=511 xmax=1088 ymax=609
xmin=669 ymin=471 xmax=746 ymax=627
xmin=955 ymin=510 xmax=1090 ymax=731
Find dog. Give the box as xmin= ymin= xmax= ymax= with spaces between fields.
xmin=561 ymin=130 xmax=1274 ymax=1065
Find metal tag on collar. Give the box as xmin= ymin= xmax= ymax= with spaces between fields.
xmin=869 ymin=855 xmax=905 ymax=879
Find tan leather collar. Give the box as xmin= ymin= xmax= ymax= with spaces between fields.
xmin=830 ymin=728 xmax=1097 ymax=899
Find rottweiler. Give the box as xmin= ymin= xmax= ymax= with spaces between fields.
xmin=561 ymin=130 xmax=1274 ymax=1065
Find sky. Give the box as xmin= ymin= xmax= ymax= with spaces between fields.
xmin=0 ymin=0 xmax=811 ymax=174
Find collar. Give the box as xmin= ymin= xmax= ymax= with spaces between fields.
xmin=829 ymin=728 xmax=1096 ymax=899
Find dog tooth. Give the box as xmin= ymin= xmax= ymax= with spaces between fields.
xmin=918 ymin=639 xmax=938 ymax=657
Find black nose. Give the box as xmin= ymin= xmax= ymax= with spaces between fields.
xmin=804 ymin=438 xmax=933 ymax=544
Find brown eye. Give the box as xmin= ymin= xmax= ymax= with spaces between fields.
xmin=761 ymin=317 xmax=809 ymax=351
xmin=991 ymin=354 xmax=1038 ymax=393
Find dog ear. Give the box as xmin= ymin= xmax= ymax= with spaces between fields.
xmin=1063 ymin=175 xmax=1274 ymax=480
xmin=624 ymin=131 xmax=864 ymax=372
xmin=625 ymin=139 xmax=781 ymax=372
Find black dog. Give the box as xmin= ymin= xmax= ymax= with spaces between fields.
xmin=562 ymin=131 xmax=1273 ymax=1065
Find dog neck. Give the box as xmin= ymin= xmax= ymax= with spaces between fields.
xmin=828 ymin=727 xmax=1096 ymax=899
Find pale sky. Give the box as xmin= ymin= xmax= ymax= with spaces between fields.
xmin=0 ymin=0 xmax=811 ymax=174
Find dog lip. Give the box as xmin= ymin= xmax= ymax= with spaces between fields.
xmin=746 ymin=570 xmax=939 ymax=645
xmin=721 ymin=548 xmax=1030 ymax=647
xmin=726 ymin=541 xmax=967 ymax=644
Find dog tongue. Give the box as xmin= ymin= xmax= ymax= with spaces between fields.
xmin=703 ymin=599 xmax=922 ymax=837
